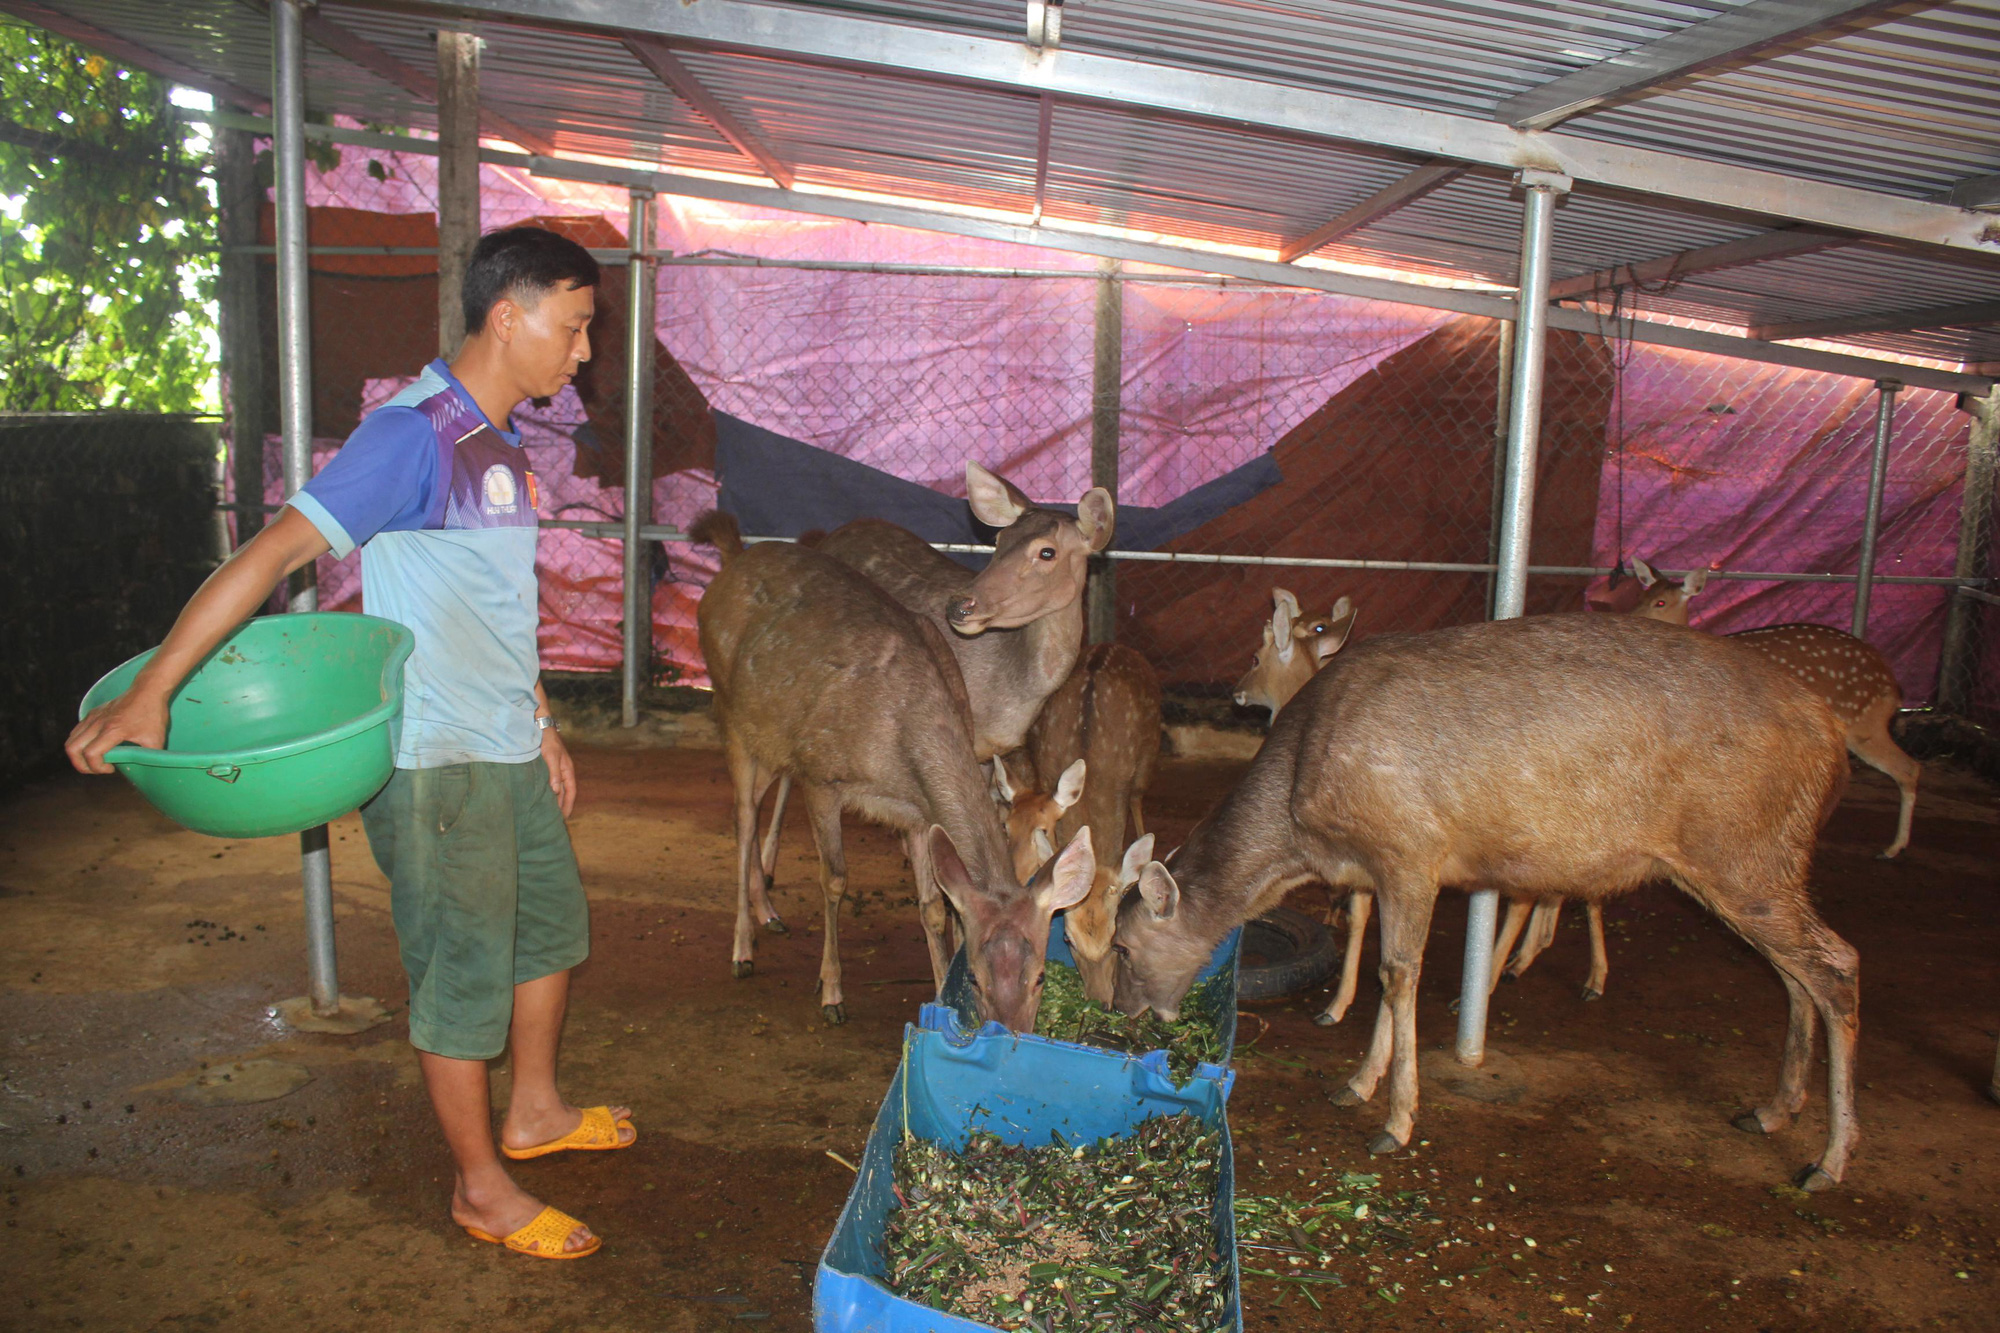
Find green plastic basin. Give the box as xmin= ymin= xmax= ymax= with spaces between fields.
xmin=79 ymin=613 xmax=415 ymax=839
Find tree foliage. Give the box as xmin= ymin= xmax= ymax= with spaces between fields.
xmin=0 ymin=20 xmax=216 ymax=412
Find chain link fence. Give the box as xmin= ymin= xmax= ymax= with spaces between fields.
xmin=3 ymin=413 xmax=223 ymax=784
xmin=216 ymin=153 xmax=1995 ymax=729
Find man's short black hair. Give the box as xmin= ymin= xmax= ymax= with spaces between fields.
xmin=461 ymin=226 xmax=601 ymax=336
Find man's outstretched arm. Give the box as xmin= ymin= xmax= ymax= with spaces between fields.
xmin=66 ymin=506 xmax=332 ymax=773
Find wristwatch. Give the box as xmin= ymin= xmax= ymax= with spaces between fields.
xmin=536 ymin=715 xmax=559 ymax=732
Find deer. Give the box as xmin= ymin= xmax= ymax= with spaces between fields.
xmin=990 ymin=755 xmax=1087 ymax=883
xmin=1631 ymin=556 xmax=1918 ymax=859
xmin=995 ymin=642 xmax=1165 ymax=1002
xmin=744 ymin=463 xmax=1113 ymax=932
xmin=690 ymin=510 xmax=1095 ymax=1029
xmin=1112 ymin=613 xmax=1859 ymax=1191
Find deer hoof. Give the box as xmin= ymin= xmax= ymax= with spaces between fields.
xmin=1312 ymin=1007 xmax=1342 ymax=1028
xmin=1365 ymin=1131 xmax=1401 ymax=1157
xmin=1875 ymin=848 xmax=1902 ymax=861
xmin=1328 ymin=1085 xmax=1365 ymax=1108
xmin=1580 ymin=987 xmax=1603 ymax=1002
xmin=731 ymin=959 xmax=754 ymax=980
xmin=763 ymin=915 xmax=789 ymax=935
xmin=821 ymin=1003 xmax=847 ymax=1026
xmin=1732 ymin=1110 xmax=1772 ymax=1135
xmin=1500 ymin=970 xmax=1520 ymax=985
xmin=1794 ymin=1164 xmax=1838 ymax=1192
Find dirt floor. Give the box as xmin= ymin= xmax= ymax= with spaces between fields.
xmin=1 ymin=742 xmax=1995 ymax=1332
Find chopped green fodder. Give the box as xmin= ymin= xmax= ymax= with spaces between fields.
xmin=1032 ymin=959 xmax=1226 ymax=1084
xmin=1234 ymin=1173 xmax=1443 ymax=1310
xmin=885 ymin=1115 xmax=1229 ymax=1332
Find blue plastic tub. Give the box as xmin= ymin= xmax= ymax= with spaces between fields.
xmin=815 ymin=1019 xmax=1241 ymax=1333
xmin=937 ymin=913 xmax=1244 ymax=1076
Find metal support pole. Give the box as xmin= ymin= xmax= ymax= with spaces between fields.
xmin=215 ymin=122 xmax=266 ymax=551
xmin=1852 ymin=379 xmax=1901 ymax=639
xmin=435 ymin=30 xmax=481 ymax=359
xmin=1485 ymin=317 xmax=1515 ymax=619
xmin=620 ymin=190 xmax=657 ymax=728
xmin=1087 ymin=260 xmax=1123 ymax=645
xmin=1459 ymin=169 xmax=1569 ymax=1069
xmin=273 ymin=0 xmax=338 ymax=1019
xmin=1939 ymin=394 xmax=1998 ymax=713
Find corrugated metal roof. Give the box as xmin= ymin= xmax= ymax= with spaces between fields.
xmin=17 ymin=0 xmax=2000 ymax=367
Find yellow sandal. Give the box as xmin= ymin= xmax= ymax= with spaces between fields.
xmin=464 ymin=1204 xmax=601 ymax=1259
xmin=502 ymin=1105 xmax=636 ymax=1160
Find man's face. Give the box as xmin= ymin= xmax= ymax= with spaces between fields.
xmin=499 ymin=279 xmax=594 ymax=399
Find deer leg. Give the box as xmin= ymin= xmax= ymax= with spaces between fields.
xmin=1489 ymin=898 xmax=1533 ymax=994
xmin=1506 ymin=899 xmax=1562 ymax=980
xmin=1128 ymin=794 xmax=1147 ymax=840
xmin=799 ymin=786 xmax=851 ymax=1026
xmin=1848 ymin=704 xmax=1920 ymax=859
xmin=1369 ymin=876 xmax=1441 ymax=1155
xmin=905 ymin=830 xmax=956 ymax=992
xmin=1733 ymin=969 xmax=1818 ymax=1136
xmin=753 ymin=773 xmax=791 ymax=932
xmin=1332 ymin=991 xmax=1393 ymax=1107
xmin=1582 ymin=902 xmax=1609 ymax=1000
xmin=726 ymin=744 xmax=767 ymax=980
xmin=1315 ymin=891 xmax=1372 ymax=1026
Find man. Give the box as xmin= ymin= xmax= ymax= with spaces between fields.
xmin=67 ymin=226 xmax=631 ymax=1259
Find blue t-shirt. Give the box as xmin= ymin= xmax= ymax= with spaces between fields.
xmin=287 ymin=360 xmax=543 ymax=768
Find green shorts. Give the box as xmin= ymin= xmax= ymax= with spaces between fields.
xmin=360 ymin=758 xmax=589 ymax=1060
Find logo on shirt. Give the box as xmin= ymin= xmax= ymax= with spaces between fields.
xmin=482 ymin=463 xmax=519 ymax=514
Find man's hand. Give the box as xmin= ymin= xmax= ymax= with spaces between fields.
xmin=542 ymin=723 xmax=576 ymax=817
xmin=66 ymin=689 xmax=171 ymax=774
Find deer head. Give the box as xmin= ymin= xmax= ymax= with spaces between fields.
xmin=1629 ymin=558 xmax=1708 ymax=625
xmin=989 ymin=755 xmax=1087 ymax=883
xmin=1232 ymin=589 xmax=1358 ymax=717
xmin=946 ymin=462 xmax=1114 ymax=634
xmin=1066 ymin=832 xmax=1155 ymax=1004
xmin=930 ymin=822 xmax=1095 ymax=1031
xmin=1107 ymin=852 xmax=1215 ymax=1023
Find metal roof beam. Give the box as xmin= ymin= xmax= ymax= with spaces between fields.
xmin=1029 ymin=91 xmax=1053 ymax=224
xmin=377 ymin=0 xmax=2000 ymax=258
xmin=190 ymin=107 xmax=1996 ymax=397
xmin=1547 ymin=226 xmax=1851 ymax=301
xmin=623 ymin=35 xmax=792 ymax=188
xmin=1279 ymin=163 xmax=1464 ymax=263
xmin=298 ymin=8 xmax=555 ymax=155
xmin=1494 ymin=0 xmax=1910 ymax=131
xmin=1949 ymin=172 xmax=2000 ymax=211
xmin=0 ymin=0 xmax=268 ymax=112
xmin=1750 ymin=298 xmax=2000 ymax=343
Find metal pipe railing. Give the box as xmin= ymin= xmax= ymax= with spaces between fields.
xmin=621 ymin=191 xmax=657 ymax=728
xmin=1852 ymin=379 xmax=1901 ymax=638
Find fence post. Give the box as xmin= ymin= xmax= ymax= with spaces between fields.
xmin=1852 ymin=379 xmax=1901 ymax=640
xmin=621 ymin=190 xmax=657 ymax=728
xmin=1459 ymin=168 xmax=1570 ymax=1069
xmin=1485 ymin=317 xmax=1515 ymax=619
xmin=435 ymin=31 xmax=481 ymax=360
xmin=1939 ymin=392 xmax=1998 ymax=712
xmin=215 ymin=122 xmax=265 ymax=549
xmin=1087 ymin=261 xmax=1122 ymax=645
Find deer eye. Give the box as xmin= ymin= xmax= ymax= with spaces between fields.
xmin=1111 ymin=942 xmax=1131 ymax=959
xmin=1038 ymin=547 xmax=1056 ymax=561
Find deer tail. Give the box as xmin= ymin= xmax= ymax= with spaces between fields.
xmin=688 ymin=510 xmax=744 ymax=563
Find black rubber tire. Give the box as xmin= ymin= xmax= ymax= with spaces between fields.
xmin=1236 ymin=906 xmax=1338 ymax=1002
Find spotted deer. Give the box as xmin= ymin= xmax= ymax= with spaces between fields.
xmin=1631 ymin=556 xmax=1918 ymax=859
xmin=1000 ymin=642 xmax=1165 ymax=1002
xmin=990 ymin=755 xmax=1086 ymax=883
xmin=1113 ymin=613 xmax=1859 ymax=1189
xmin=748 ymin=464 xmax=1112 ymax=925
xmin=691 ymin=511 xmax=1094 ymax=1029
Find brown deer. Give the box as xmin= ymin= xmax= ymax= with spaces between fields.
xmin=691 ymin=511 xmax=1095 ymax=1028
xmin=747 ymin=464 xmax=1113 ymax=928
xmin=1001 ymin=642 xmax=1165 ymax=1002
xmin=1113 ymin=614 xmax=1859 ymax=1190
xmin=1631 ymin=556 xmax=1918 ymax=859
xmin=990 ymin=755 xmax=1086 ymax=883
xmin=1231 ymin=589 xmax=1356 ymax=716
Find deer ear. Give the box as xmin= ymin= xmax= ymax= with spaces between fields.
xmin=1053 ymin=759 xmax=1087 ymax=812
xmin=1076 ymin=487 xmax=1115 ymax=552
xmin=1683 ymin=568 xmax=1709 ymax=595
xmin=1272 ymin=595 xmax=1297 ymax=663
xmin=1271 ymin=588 xmax=1301 ymax=619
xmin=1116 ymin=832 xmax=1157 ymax=890
xmin=1631 ymin=557 xmax=1658 ymax=588
xmin=1137 ymin=860 xmax=1179 ymax=920
xmin=1037 ymin=826 xmax=1095 ymax=913
xmin=926 ymin=824 xmax=979 ymax=916
xmin=966 ymin=462 xmax=1031 ymax=528
xmin=988 ymin=757 xmax=1017 ymax=806
xmin=1313 ymin=596 xmax=1358 ymax=663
